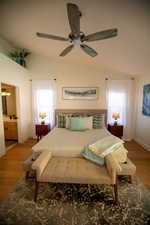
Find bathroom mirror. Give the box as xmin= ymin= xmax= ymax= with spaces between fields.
xmin=2 ymin=95 xmax=7 ymax=115
xmin=1 ymin=83 xmax=16 ymax=117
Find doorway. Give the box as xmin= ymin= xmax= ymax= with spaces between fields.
xmin=1 ymin=83 xmax=18 ymax=149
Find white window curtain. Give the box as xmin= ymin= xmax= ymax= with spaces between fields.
xmin=32 ymin=79 xmax=57 ymax=137
xmin=107 ymin=79 xmax=134 ymax=141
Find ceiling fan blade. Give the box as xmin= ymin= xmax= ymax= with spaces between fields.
xmin=59 ymin=44 xmax=74 ymax=56
xmin=67 ymin=3 xmax=80 ymax=38
xmin=80 ymin=44 xmax=97 ymax=57
xmin=84 ymin=28 xmax=118 ymax=42
xmin=36 ymin=32 xmax=68 ymax=41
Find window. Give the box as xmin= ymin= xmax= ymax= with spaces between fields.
xmin=108 ymin=91 xmax=126 ymax=126
xmin=32 ymin=80 xmax=56 ymax=132
xmin=36 ymin=89 xmax=53 ymax=124
xmin=107 ymin=79 xmax=134 ymax=141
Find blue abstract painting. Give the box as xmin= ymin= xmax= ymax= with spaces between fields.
xmin=142 ymin=84 xmax=150 ymax=116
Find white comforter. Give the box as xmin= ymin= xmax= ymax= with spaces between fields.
xmin=32 ymin=127 xmax=111 ymax=157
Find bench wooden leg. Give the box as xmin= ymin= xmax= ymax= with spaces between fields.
xmin=34 ymin=180 xmax=39 ymax=202
xmin=113 ymin=183 xmax=118 ymax=204
xmin=25 ymin=171 xmax=30 ymax=180
xmin=129 ymin=175 xmax=134 ymax=184
xmin=25 ymin=170 xmax=36 ymax=180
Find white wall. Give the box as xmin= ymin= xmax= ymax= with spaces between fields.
xmin=0 ymin=36 xmax=15 ymax=56
xmin=27 ymin=54 xmax=132 ymax=110
xmin=134 ymin=76 xmax=150 ymax=151
xmin=27 ymin=54 xmax=135 ymax=140
xmin=0 ymin=53 xmax=32 ymax=157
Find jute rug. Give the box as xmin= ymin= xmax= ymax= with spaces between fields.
xmin=0 ymin=176 xmax=150 ymax=225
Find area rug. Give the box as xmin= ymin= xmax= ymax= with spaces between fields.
xmin=0 ymin=176 xmax=150 ymax=225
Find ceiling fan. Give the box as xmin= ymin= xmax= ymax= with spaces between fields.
xmin=36 ymin=3 xmax=118 ymax=57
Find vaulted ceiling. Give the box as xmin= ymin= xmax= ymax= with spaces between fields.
xmin=0 ymin=0 xmax=150 ymax=76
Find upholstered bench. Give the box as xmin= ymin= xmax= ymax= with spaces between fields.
xmin=32 ymin=150 xmax=120 ymax=203
xmin=23 ymin=154 xmax=136 ymax=182
xmin=23 ymin=152 xmax=136 ymax=203
xmin=22 ymin=155 xmax=35 ymax=179
xmin=117 ymin=158 xmax=136 ymax=183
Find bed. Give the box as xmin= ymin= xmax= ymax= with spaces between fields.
xmin=32 ymin=109 xmax=109 ymax=158
xmin=32 ymin=127 xmax=112 ymax=157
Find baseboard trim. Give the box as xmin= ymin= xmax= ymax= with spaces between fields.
xmin=134 ymin=137 xmax=150 ymax=152
xmin=123 ymin=138 xmax=132 ymax=142
xmin=6 ymin=142 xmax=18 ymax=151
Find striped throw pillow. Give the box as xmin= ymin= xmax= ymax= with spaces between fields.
xmin=56 ymin=113 xmax=105 ymax=129
xmin=93 ymin=114 xmax=105 ymax=128
xmin=56 ymin=114 xmax=66 ymax=128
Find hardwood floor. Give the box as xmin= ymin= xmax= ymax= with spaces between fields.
xmin=0 ymin=139 xmax=36 ymax=202
xmin=0 ymin=139 xmax=150 ymax=201
xmin=124 ymin=141 xmax=150 ymax=191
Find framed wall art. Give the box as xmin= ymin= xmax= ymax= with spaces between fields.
xmin=142 ymin=84 xmax=150 ymax=116
xmin=62 ymin=87 xmax=99 ymax=100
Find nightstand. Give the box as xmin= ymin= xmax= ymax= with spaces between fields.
xmin=107 ymin=124 xmax=123 ymax=139
xmin=35 ymin=123 xmax=51 ymax=141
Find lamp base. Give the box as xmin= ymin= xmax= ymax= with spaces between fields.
xmin=114 ymin=120 xmax=118 ymax=126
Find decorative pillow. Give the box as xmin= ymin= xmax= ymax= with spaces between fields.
xmin=57 ymin=113 xmax=81 ymax=128
xmin=67 ymin=116 xmax=93 ymax=130
xmin=65 ymin=114 xmax=73 ymax=128
xmin=84 ymin=113 xmax=105 ymax=128
xmin=82 ymin=148 xmax=105 ymax=166
xmin=65 ymin=117 xmax=70 ymax=129
xmin=93 ymin=114 xmax=105 ymax=128
xmin=56 ymin=113 xmax=105 ymax=129
xmin=70 ymin=117 xmax=87 ymax=131
xmin=56 ymin=114 xmax=66 ymax=128
xmin=84 ymin=116 xmax=93 ymax=129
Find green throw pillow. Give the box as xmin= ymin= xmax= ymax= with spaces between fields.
xmin=70 ymin=117 xmax=87 ymax=131
xmin=82 ymin=148 xmax=105 ymax=166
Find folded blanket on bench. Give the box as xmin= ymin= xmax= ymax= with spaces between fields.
xmin=88 ymin=135 xmax=124 ymax=158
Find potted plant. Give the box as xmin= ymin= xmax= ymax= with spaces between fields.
xmin=9 ymin=49 xmax=31 ymax=67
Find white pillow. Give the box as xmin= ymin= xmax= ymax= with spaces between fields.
xmin=84 ymin=116 xmax=93 ymax=129
xmin=66 ymin=116 xmax=71 ymax=129
xmin=66 ymin=116 xmax=93 ymax=130
xmin=111 ymin=146 xmax=128 ymax=163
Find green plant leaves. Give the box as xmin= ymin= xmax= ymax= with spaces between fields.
xmin=9 ymin=49 xmax=31 ymax=60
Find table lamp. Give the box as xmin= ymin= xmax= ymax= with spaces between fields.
xmin=39 ymin=112 xmax=46 ymax=124
xmin=112 ymin=112 xmax=120 ymax=125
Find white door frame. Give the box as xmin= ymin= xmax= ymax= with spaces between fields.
xmin=15 ymin=86 xmax=22 ymax=143
xmin=0 ymin=82 xmax=5 ymax=157
xmin=0 ymin=82 xmax=21 ymax=156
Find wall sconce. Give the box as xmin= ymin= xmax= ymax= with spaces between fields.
xmin=0 ymin=88 xmax=11 ymax=96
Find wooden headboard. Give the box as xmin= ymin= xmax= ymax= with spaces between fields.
xmin=55 ymin=109 xmax=107 ymax=126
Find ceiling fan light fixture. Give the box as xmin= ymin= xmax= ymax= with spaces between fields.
xmin=36 ymin=3 xmax=118 ymax=57
xmin=73 ymin=38 xmax=81 ymax=45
